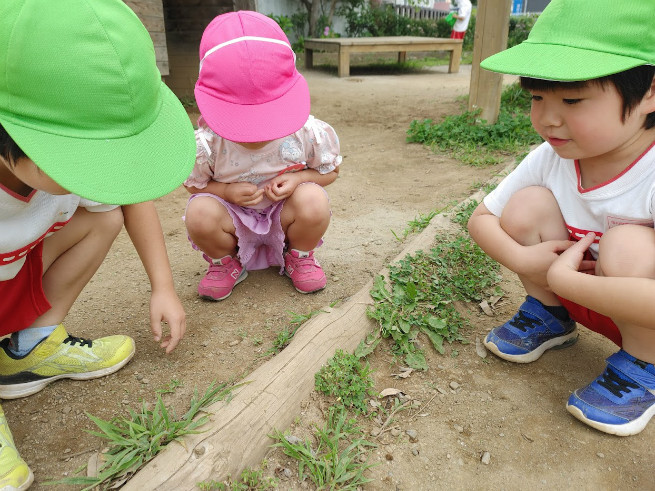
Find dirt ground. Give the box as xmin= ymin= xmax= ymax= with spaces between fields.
xmin=9 ymin=57 xmax=655 ymax=490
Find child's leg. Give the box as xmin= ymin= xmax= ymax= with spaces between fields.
xmin=499 ymin=186 xmax=570 ymax=305
xmin=184 ymin=196 xmax=246 ymax=301
xmin=185 ymin=196 xmax=238 ymax=259
xmin=0 ymin=207 xmax=135 ymax=399
xmin=280 ymin=183 xmax=330 ymax=294
xmin=566 ymin=224 xmax=655 ymax=436
xmin=484 ymin=186 xmax=578 ymax=363
xmin=280 ymin=182 xmax=331 ymax=251
xmin=595 ymin=224 xmax=655 ymax=362
xmin=37 ymin=207 xmax=123 ymax=327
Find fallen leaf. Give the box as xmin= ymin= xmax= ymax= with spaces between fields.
xmin=391 ymin=367 xmax=413 ymax=379
xmin=475 ymin=337 xmax=487 ymax=359
xmin=479 ymin=300 xmax=494 ymax=316
xmin=379 ymin=388 xmax=404 ymax=398
xmin=489 ymin=295 xmax=503 ymax=306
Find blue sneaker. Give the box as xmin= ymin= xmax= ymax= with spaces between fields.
xmin=484 ymin=296 xmax=577 ymax=363
xmin=567 ymin=350 xmax=655 ymax=436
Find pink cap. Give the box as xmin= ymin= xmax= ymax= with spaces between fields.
xmin=194 ymin=11 xmax=310 ymax=143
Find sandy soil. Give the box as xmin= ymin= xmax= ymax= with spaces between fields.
xmin=8 ymin=59 xmax=654 ymax=490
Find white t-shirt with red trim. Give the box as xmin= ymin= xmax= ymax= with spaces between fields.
xmin=484 ymin=141 xmax=655 ymax=259
xmin=0 ymin=186 xmax=116 ymax=281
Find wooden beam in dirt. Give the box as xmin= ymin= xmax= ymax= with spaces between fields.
xmin=468 ymin=0 xmax=512 ymax=123
xmin=124 ymin=214 xmax=456 ymax=489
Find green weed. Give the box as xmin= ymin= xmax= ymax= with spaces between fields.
xmin=315 ymin=350 xmax=376 ymax=415
xmin=271 ymin=407 xmax=376 ymax=490
xmin=365 ymin=234 xmax=502 ymax=370
xmin=393 ymin=204 xmax=454 ymax=240
xmin=406 ymin=82 xmax=540 ymax=167
xmin=197 ymin=466 xmax=278 ymax=490
xmin=267 ymin=304 xmax=338 ymax=355
xmin=47 ymin=381 xmax=234 ymax=490
xmin=451 ymin=200 xmax=479 ymax=230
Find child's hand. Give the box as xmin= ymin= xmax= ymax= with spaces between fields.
xmin=549 ymin=232 xmax=597 ymax=277
xmin=265 ymin=173 xmax=300 ymax=202
xmin=513 ymin=239 xmax=576 ymax=291
xmin=149 ymin=288 xmax=186 ymax=354
xmin=225 ymin=182 xmax=265 ymax=207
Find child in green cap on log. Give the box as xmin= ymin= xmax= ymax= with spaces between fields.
xmin=468 ymin=0 xmax=655 ymax=437
xmin=0 ymin=0 xmax=196 ymax=487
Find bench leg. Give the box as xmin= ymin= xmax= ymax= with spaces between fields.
xmin=398 ymin=51 xmax=407 ymax=64
xmin=305 ymin=48 xmax=314 ymax=70
xmin=337 ymin=48 xmax=350 ymax=77
xmin=448 ymin=45 xmax=462 ymax=73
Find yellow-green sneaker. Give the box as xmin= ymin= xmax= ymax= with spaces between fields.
xmin=0 ymin=404 xmax=33 ymax=490
xmin=0 ymin=324 xmax=135 ymax=399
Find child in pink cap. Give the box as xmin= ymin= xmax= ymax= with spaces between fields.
xmin=184 ymin=11 xmax=342 ymax=300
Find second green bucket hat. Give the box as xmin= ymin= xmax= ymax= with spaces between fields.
xmin=0 ymin=0 xmax=195 ymax=205
xmin=481 ymin=0 xmax=655 ymax=82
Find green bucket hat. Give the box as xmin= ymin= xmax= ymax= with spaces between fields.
xmin=481 ymin=0 xmax=655 ymax=81
xmin=0 ymin=0 xmax=195 ymax=205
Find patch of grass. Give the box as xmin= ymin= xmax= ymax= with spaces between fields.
xmin=271 ymin=407 xmax=376 ymax=490
xmin=406 ymin=82 xmax=541 ymax=167
xmin=392 ymin=204 xmax=454 ymax=240
xmin=365 ymin=234 xmax=503 ymax=370
xmin=198 ymin=466 xmax=278 ymax=490
xmin=155 ymin=378 xmax=182 ymax=395
xmin=267 ymin=304 xmax=339 ymax=355
xmin=315 ymin=350 xmax=376 ymax=415
xmin=451 ymin=199 xmax=479 ymax=230
xmin=48 ymin=381 xmax=235 ymax=490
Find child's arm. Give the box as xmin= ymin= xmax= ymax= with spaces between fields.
xmin=468 ymin=202 xmax=573 ymax=286
xmin=122 ymin=202 xmax=186 ymax=353
xmin=184 ymin=181 xmax=265 ymax=207
xmin=548 ymin=233 xmax=655 ymax=326
xmin=264 ymin=167 xmax=339 ymax=202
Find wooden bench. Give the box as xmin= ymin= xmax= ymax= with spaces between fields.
xmin=304 ymin=36 xmax=463 ymax=77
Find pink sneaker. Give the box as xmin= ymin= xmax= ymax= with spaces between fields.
xmin=198 ymin=255 xmax=247 ymax=301
xmin=284 ymin=249 xmax=327 ymax=294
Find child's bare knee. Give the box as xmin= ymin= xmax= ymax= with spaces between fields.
xmin=99 ymin=207 xmax=124 ymax=239
xmin=291 ymin=184 xmax=329 ymax=219
xmin=598 ymin=225 xmax=655 ymax=278
xmin=500 ymin=186 xmax=566 ymax=241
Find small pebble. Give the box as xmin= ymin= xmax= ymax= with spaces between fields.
xmin=481 ymin=451 xmax=491 ymax=465
xmin=406 ymin=429 xmax=418 ymax=442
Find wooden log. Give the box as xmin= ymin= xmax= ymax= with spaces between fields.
xmin=125 ymin=213 xmax=456 ymax=490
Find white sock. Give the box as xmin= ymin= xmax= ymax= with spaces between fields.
xmin=9 ymin=325 xmax=58 ymax=356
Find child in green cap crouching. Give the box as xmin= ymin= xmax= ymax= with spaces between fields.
xmin=0 ymin=0 xmax=195 ymax=487
xmin=468 ymin=0 xmax=655 ymax=437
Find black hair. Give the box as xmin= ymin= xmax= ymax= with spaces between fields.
xmin=0 ymin=123 xmax=26 ymax=167
xmin=520 ymin=65 xmax=655 ymax=129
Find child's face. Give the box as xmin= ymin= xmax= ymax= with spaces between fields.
xmin=529 ymin=83 xmax=652 ymax=165
xmin=0 ymin=156 xmax=69 ymax=195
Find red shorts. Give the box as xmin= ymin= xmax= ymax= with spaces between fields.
xmin=557 ymin=296 xmax=622 ymax=347
xmin=450 ymin=30 xmax=465 ymax=40
xmin=0 ymin=242 xmax=51 ymax=335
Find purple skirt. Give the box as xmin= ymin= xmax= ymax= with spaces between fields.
xmin=186 ymin=193 xmax=286 ymax=272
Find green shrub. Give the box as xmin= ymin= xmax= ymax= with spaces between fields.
xmin=507 ymin=14 xmax=538 ymax=48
